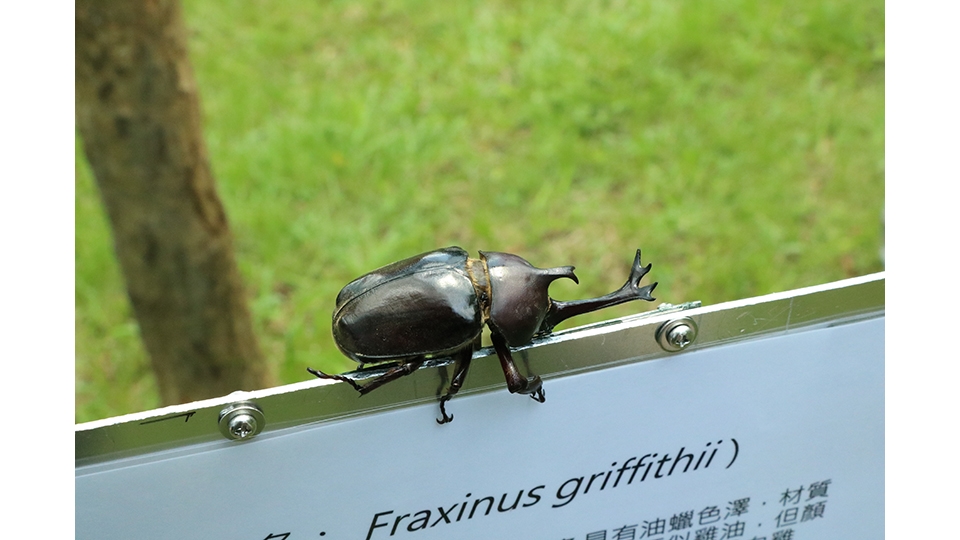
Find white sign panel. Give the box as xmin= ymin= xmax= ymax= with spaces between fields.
xmin=76 ymin=275 xmax=883 ymax=540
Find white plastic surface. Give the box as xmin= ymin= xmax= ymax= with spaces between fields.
xmin=76 ymin=316 xmax=883 ymax=540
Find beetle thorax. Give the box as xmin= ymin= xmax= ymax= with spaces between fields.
xmin=465 ymin=257 xmax=492 ymax=323
xmin=478 ymin=251 xmax=577 ymax=346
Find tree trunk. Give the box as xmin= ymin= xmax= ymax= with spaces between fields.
xmin=76 ymin=0 xmax=273 ymax=405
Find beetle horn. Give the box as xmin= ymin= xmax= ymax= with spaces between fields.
xmin=543 ymin=265 xmax=579 ymax=284
xmin=537 ymin=249 xmax=657 ymax=335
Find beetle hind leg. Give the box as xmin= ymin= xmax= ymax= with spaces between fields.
xmin=307 ymin=359 xmax=425 ymax=396
xmin=306 ymin=367 xmax=364 ymax=393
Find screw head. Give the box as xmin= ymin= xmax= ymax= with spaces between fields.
xmin=667 ymin=325 xmax=693 ymax=349
xmin=228 ymin=414 xmax=257 ymax=439
xmin=657 ymin=317 xmax=698 ymax=352
xmin=218 ymin=402 xmax=265 ymax=441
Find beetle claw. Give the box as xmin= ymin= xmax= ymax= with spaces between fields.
xmin=531 ymin=387 xmax=546 ymax=403
xmin=437 ymin=396 xmax=455 ymax=424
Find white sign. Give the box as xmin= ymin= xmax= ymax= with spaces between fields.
xmin=76 ymin=275 xmax=883 ymax=540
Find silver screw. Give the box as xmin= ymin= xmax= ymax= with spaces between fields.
xmin=218 ymin=402 xmax=265 ymax=441
xmin=657 ymin=317 xmax=698 ymax=352
xmin=228 ymin=414 xmax=257 ymax=439
xmin=667 ymin=325 xmax=693 ymax=349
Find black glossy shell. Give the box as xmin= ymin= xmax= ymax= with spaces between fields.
xmin=332 ymin=247 xmax=481 ymax=362
xmin=482 ymin=251 xmax=575 ymax=346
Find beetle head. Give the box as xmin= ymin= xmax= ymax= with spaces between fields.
xmin=480 ymin=251 xmax=578 ymax=346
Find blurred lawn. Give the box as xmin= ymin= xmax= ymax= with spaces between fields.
xmin=75 ymin=0 xmax=884 ymax=423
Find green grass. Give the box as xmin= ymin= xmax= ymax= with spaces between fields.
xmin=75 ymin=0 xmax=884 ymax=423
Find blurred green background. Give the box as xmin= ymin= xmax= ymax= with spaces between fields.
xmin=75 ymin=0 xmax=884 ymax=423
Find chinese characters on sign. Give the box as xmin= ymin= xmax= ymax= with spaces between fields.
xmin=562 ymin=479 xmax=830 ymax=540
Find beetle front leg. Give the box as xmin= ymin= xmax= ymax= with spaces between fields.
xmin=437 ymin=348 xmax=473 ymax=425
xmin=490 ymin=332 xmax=546 ymax=403
xmin=538 ymin=249 xmax=657 ymax=335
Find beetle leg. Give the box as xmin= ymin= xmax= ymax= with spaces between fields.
xmin=356 ymin=359 xmax=426 ymax=395
xmin=437 ymin=399 xmax=454 ymax=425
xmin=490 ymin=331 xmax=546 ymax=403
xmin=307 ymin=359 xmax=425 ymax=395
xmin=437 ymin=348 xmax=474 ymax=424
xmin=539 ymin=249 xmax=658 ymax=335
xmin=306 ymin=367 xmax=364 ymax=392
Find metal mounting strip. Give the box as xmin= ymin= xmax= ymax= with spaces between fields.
xmin=76 ymin=272 xmax=883 ymax=467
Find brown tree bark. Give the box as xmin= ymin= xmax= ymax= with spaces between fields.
xmin=76 ymin=0 xmax=273 ymax=405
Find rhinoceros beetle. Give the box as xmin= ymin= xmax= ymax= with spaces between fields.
xmin=307 ymin=247 xmax=657 ymax=424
